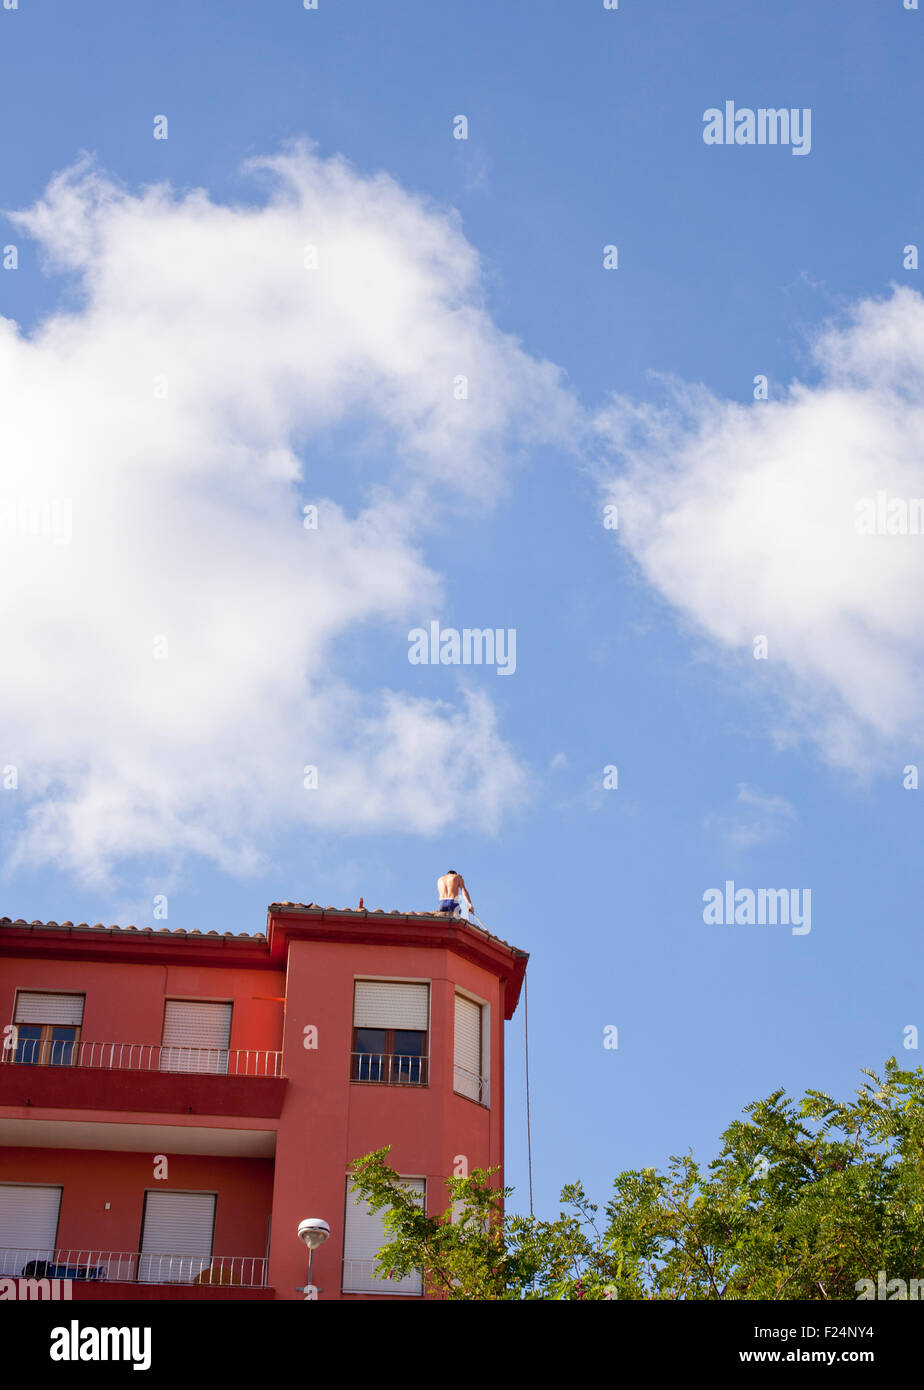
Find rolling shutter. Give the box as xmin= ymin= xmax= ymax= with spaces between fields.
xmin=139 ymin=1191 xmax=215 ymax=1284
xmin=454 ymin=995 xmax=482 ymax=1102
xmin=342 ymin=1179 xmax=424 ymax=1295
xmin=14 ymin=993 xmax=84 ymax=1025
xmin=0 ymin=1183 xmax=62 ymax=1276
xmin=160 ymin=1001 xmax=231 ymax=1074
xmin=353 ymin=982 xmax=428 ymax=1030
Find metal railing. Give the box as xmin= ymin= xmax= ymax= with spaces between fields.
xmin=2 ymin=1033 xmax=283 ymax=1077
xmin=341 ymin=1258 xmax=422 ymax=1296
xmin=453 ymin=1064 xmax=489 ymax=1106
xmin=0 ymin=1248 xmax=267 ymax=1287
xmin=350 ymin=1051 xmax=428 ymax=1086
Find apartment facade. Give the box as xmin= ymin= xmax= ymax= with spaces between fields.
xmin=0 ymin=902 xmax=527 ymax=1300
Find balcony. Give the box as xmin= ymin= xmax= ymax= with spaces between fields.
xmin=0 ymin=1036 xmax=286 ymax=1118
xmin=5 ymin=1037 xmax=282 ymax=1076
xmin=1 ymin=1248 xmax=271 ymax=1299
xmin=453 ymin=1063 xmax=489 ymax=1106
xmin=349 ymin=1051 xmax=429 ymax=1086
xmin=342 ymin=1258 xmax=422 ymax=1296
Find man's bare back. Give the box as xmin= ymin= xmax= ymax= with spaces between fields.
xmin=437 ymin=870 xmax=473 ymax=915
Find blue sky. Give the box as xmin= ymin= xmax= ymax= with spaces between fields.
xmin=2 ymin=0 xmax=924 ymax=1222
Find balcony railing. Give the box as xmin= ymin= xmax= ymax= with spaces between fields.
xmin=2 ymin=1034 xmax=283 ymax=1077
xmin=342 ymin=1258 xmax=422 ymax=1296
xmin=453 ymin=1064 xmax=489 ymax=1106
xmin=350 ymin=1051 xmax=428 ymax=1086
xmin=0 ymin=1248 xmax=267 ymax=1287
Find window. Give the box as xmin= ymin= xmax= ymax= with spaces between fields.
xmin=342 ymin=1178 xmax=424 ymax=1295
xmin=159 ymin=1001 xmax=232 ymax=1075
xmin=0 ymin=1183 xmax=62 ymax=1276
xmin=454 ymin=993 xmax=488 ymax=1105
xmin=10 ymin=992 xmax=84 ymax=1067
xmin=138 ymin=1190 xmax=216 ymax=1284
xmin=351 ymin=982 xmax=428 ymax=1085
xmin=353 ymin=1028 xmax=426 ymax=1083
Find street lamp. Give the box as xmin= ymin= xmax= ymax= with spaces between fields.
xmin=296 ymin=1218 xmax=330 ymax=1300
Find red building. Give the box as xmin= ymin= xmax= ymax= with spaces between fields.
xmin=0 ymin=902 xmax=527 ymax=1300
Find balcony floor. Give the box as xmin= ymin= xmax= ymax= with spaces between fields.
xmin=0 ymin=1064 xmax=285 ymax=1118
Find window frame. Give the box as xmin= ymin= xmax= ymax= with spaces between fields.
xmin=341 ymin=1175 xmax=426 ymax=1296
xmin=7 ymin=991 xmax=86 ymax=1068
xmin=0 ymin=1182 xmax=63 ymax=1277
xmin=9 ymin=1022 xmax=82 ymax=1068
xmin=453 ymin=989 xmax=491 ymax=1108
xmin=350 ymin=1025 xmax=429 ymax=1086
xmin=159 ymin=998 xmax=233 ymax=1075
xmin=137 ymin=1187 xmax=218 ymax=1286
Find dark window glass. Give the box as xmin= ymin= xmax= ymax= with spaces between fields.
xmin=12 ymin=1024 xmax=78 ymax=1066
xmin=353 ymin=1028 xmax=386 ymax=1081
xmin=49 ymin=1027 xmax=77 ymax=1066
xmin=393 ymin=1030 xmax=425 ymax=1083
xmin=394 ymin=1030 xmax=424 ymax=1057
xmin=14 ymin=1025 xmax=41 ymax=1065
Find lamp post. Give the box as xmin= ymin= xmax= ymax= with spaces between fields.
xmin=296 ymin=1218 xmax=330 ymax=1300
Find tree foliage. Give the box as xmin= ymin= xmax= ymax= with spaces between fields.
xmin=349 ymin=1060 xmax=924 ymax=1299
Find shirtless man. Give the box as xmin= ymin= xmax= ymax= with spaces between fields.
xmin=437 ymin=870 xmax=473 ymax=918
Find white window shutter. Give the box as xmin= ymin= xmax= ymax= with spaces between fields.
xmin=14 ymin=992 xmax=84 ymax=1025
xmin=0 ymin=1183 xmax=62 ymax=1276
xmin=139 ymin=1190 xmax=215 ymax=1283
xmin=160 ymin=1001 xmax=232 ymax=1074
xmin=454 ymin=995 xmax=482 ymax=1102
xmin=353 ymin=982 xmax=429 ymax=1030
xmin=342 ymin=1179 xmax=424 ymax=1295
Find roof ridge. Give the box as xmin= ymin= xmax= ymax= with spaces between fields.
xmin=0 ymin=905 xmax=524 ymax=956
xmin=267 ymin=902 xmax=526 ymax=955
xmin=0 ymin=917 xmax=267 ymax=942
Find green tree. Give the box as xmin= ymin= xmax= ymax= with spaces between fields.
xmin=349 ymin=1059 xmax=924 ymax=1300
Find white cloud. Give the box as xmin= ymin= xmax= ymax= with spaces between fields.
xmin=596 ymin=287 xmax=924 ymax=768
xmin=706 ymin=784 xmax=797 ymax=850
xmin=0 ymin=143 xmax=570 ymax=882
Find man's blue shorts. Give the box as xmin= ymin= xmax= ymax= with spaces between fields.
xmin=438 ymin=899 xmax=460 ymax=914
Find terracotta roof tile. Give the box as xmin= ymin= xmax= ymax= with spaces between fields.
xmin=0 ymin=917 xmax=267 ymax=943
xmin=0 ymin=904 xmax=508 ymax=951
xmin=267 ymin=901 xmax=525 ymax=956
